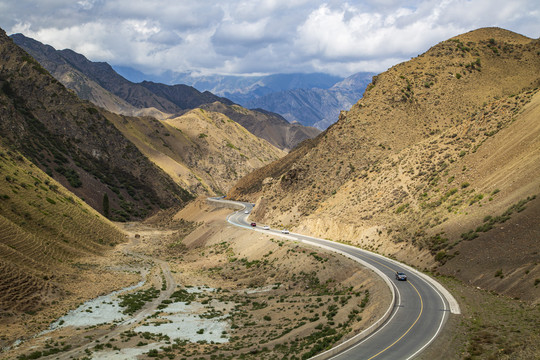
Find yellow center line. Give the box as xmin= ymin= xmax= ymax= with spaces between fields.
xmin=353 ymin=252 xmax=425 ymax=359
xmin=367 ymin=281 xmax=423 ymax=359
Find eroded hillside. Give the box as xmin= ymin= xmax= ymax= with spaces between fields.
xmin=0 ymin=144 xmax=138 ymax=346
xmin=229 ymin=28 xmax=540 ymax=302
xmin=200 ymin=102 xmax=320 ymax=151
xmin=106 ymin=107 xmax=285 ymax=196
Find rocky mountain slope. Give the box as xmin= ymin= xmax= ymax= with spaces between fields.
xmin=10 ymin=33 xmax=229 ymax=114
xmin=114 ymin=69 xmax=374 ymax=129
xmin=200 ymin=102 xmax=320 ymax=151
xmin=0 ymin=29 xmax=192 ymax=221
xmin=12 ymin=34 xmax=319 ymax=150
xmin=105 ymin=107 xmax=285 ymax=196
xmin=229 ymin=28 xmax=540 ymax=302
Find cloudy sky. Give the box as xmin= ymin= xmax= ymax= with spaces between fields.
xmin=1 ymin=0 xmax=538 ymax=77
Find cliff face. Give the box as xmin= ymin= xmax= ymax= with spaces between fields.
xmin=229 ymin=28 xmax=540 ymax=302
xmin=0 ymin=29 xmax=192 ymax=221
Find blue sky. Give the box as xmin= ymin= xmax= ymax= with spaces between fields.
xmin=1 ymin=0 xmax=538 ymax=77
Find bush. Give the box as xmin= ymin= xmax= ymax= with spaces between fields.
xmin=395 ymin=203 xmax=409 ymax=214
xmin=461 ymin=230 xmax=478 ymax=241
xmin=435 ymin=251 xmax=448 ymax=263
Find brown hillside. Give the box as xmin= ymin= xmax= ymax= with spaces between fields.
xmin=0 ymin=144 xmax=137 ymax=346
xmin=0 ymin=28 xmax=192 ymax=221
xmin=229 ymin=27 xmax=540 ymax=302
xmin=201 ymin=102 xmax=321 ymax=151
xmin=105 ymin=108 xmax=285 ymax=196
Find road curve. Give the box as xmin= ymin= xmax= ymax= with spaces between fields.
xmin=209 ymin=198 xmax=460 ymax=360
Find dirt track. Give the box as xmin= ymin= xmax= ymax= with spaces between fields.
xmin=4 ymin=199 xmax=391 ymax=360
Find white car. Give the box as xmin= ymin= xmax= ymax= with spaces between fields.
xmin=244 ymin=210 xmax=250 ymax=214
xmin=281 ymin=229 xmax=289 ymax=234
xmin=262 ymin=225 xmax=270 ymax=230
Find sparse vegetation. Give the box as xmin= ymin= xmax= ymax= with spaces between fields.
xmin=119 ymin=287 xmax=160 ymax=315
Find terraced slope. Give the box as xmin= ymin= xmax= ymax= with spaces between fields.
xmin=0 ymin=144 xmax=125 ymax=314
xmin=229 ymin=27 xmax=540 ymax=302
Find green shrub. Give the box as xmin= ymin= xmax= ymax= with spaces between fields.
xmin=461 ymin=230 xmax=478 ymax=241
xmin=395 ymin=203 xmax=409 ymax=214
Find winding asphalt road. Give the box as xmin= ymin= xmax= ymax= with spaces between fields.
xmin=210 ymin=198 xmax=460 ymax=360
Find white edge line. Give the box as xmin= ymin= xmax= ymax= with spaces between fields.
xmin=327 ymin=281 xmax=402 ymax=360
xmin=210 ymin=198 xmax=461 ymax=359
xmin=290 ymin=231 xmax=461 ymax=315
xmin=297 ymin=240 xmax=397 ymax=360
xmin=209 ymin=199 xmax=399 ymax=360
xmin=363 ymin=251 xmax=461 ymax=315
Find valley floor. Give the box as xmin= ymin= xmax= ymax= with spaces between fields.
xmin=3 ymin=198 xmax=538 ymax=360
xmin=1 ymin=199 xmax=390 ymax=360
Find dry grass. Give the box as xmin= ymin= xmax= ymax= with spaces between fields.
xmin=421 ymin=275 xmax=540 ymax=360
xmin=2 ymin=199 xmax=391 ymax=360
xmin=0 ymin=145 xmax=138 ymax=348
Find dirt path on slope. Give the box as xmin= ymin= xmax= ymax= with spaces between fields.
xmin=35 ymin=224 xmax=178 ymax=360
xmin=5 ymin=199 xmax=392 ymax=360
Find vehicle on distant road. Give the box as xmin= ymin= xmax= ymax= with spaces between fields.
xmin=250 ymin=222 xmax=256 ymax=227
xmin=281 ymin=229 xmax=289 ymax=234
xmin=245 ymin=210 xmax=250 ymax=214
xmin=395 ymin=271 xmax=407 ymax=281
xmin=262 ymin=225 xmax=270 ymax=230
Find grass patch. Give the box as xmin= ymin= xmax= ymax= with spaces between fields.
xmin=435 ymin=276 xmax=540 ymax=359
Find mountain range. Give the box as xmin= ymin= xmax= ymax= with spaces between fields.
xmin=241 ymin=72 xmax=374 ymax=129
xmin=10 ymin=33 xmax=319 ymax=151
xmin=114 ymin=66 xmax=375 ymax=129
xmin=1 ymin=29 xmax=286 ymax=223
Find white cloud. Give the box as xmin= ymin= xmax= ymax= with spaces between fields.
xmin=77 ymin=0 xmax=96 ymax=11
xmin=1 ymin=0 xmax=539 ymax=77
xmin=295 ymin=2 xmax=463 ymax=61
